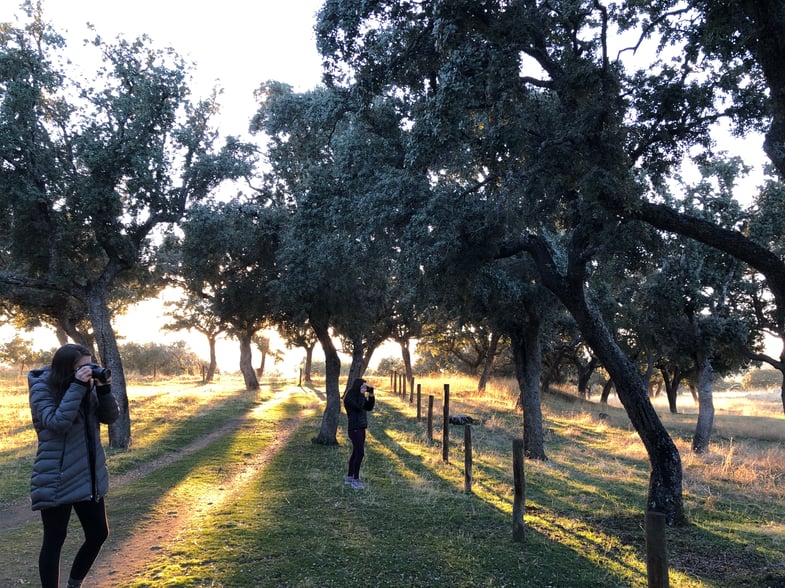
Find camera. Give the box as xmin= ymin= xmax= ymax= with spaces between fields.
xmin=87 ymin=363 xmax=111 ymax=383
xmin=366 ymin=386 xmax=374 ymax=394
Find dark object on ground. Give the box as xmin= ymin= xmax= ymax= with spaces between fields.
xmin=449 ymin=414 xmax=478 ymax=425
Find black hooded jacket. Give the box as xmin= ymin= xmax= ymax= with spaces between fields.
xmin=343 ymin=385 xmax=375 ymax=430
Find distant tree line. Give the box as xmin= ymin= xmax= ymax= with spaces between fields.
xmin=118 ymin=341 xmax=202 ymax=378
xmin=0 ymin=335 xmax=201 ymax=378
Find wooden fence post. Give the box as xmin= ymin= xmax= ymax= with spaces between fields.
xmin=393 ymin=371 xmax=398 ymax=396
xmin=646 ymin=511 xmax=669 ymax=588
xmin=409 ymin=377 xmax=415 ymax=403
xmin=442 ymin=383 xmax=450 ymax=462
xmin=512 ymin=438 xmax=525 ymax=542
xmin=427 ymin=395 xmax=434 ymax=441
xmin=464 ymin=424 xmax=473 ymax=493
xmin=416 ymin=383 xmax=422 ymax=420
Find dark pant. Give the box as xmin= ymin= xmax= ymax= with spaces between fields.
xmin=347 ymin=427 xmax=367 ymax=479
xmin=39 ymin=498 xmax=109 ymax=588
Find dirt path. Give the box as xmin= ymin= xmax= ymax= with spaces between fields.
xmin=2 ymin=386 xmax=316 ymax=587
xmin=90 ymin=387 xmax=312 ymax=587
xmin=0 ymin=415 xmax=247 ymax=533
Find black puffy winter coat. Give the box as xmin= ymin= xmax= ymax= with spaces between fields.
xmin=28 ymin=366 xmax=120 ymax=510
xmin=343 ymin=388 xmax=375 ymax=430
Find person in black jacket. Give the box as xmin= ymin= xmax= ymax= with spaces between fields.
xmin=29 ymin=344 xmax=119 ymax=588
xmin=342 ymin=377 xmax=375 ymax=489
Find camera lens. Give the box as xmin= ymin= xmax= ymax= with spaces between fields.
xmin=88 ymin=364 xmax=111 ymax=383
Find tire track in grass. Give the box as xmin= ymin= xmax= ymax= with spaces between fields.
xmin=83 ymin=387 xmax=317 ymax=587
xmin=0 ymin=412 xmax=248 ymax=533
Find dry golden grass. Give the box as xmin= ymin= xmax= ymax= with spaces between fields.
xmin=0 ymin=382 xmax=33 ymax=453
xmin=411 ymin=374 xmax=785 ymax=512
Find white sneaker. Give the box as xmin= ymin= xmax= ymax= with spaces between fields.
xmin=344 ymin=476 xmax=354 ymax=485
xmin=351 ymin=479 xmax=365 ymax=489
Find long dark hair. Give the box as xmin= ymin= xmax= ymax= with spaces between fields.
xmin=47 ymin=343 xmax=93 ymax=398
xmin=343 ymin=377 xmax=366 ymax=399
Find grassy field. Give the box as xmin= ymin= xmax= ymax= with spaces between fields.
xmin=1 ymin=374 xmax=783 ymax=587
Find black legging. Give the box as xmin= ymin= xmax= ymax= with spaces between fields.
xmin=39 ymin=498 xmax=109 ymax=588
xmin=347 ymin=427 xmax=367 ymax=479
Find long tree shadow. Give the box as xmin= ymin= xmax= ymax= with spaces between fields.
xmin=0 ymin=382 xmax=305 ymax=586
xmin=200 ymin=411 xmax=628 ymax=586
xmin=365 ymin=397 xmax=785 ymax=587
xmin=209 ymin=397 xmax=643 ymax=586
xmin=87 ymin=386 xmax=315 ymax=585
xmin=367 ymin=402 xmax=651 ymax=584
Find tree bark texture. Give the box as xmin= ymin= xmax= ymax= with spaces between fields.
xmin=303 ymin=343 xmax=314 ymax=383
xmin=738 ymin=0 xmax=785 ymax=178
xmin=86 ymin=286 xmax=131 ymax=449
xmin=399 ymin=338 xmax=413 ymax=389
xmin=346 ymin=336 xmax=366 ymax=395
xmin=633 ymin=201 xmax=785 ymax=329
xmin=576 ymin=293 xmax=685 ymax=524
xmin=206 ymin=336 xmax=217 ymax=382
xmin=521 ymin=235 xmax=686 ymax=525
xmin=312 ymin=319 xmax=341 ymax=445
xmin=477 ymin=331 xmax=500 ymax=394
xmin=660 ymin=366 xmax=683 ymax=415
xmin=510 ymin=320 xmax=547 ymax=461
xmin=238 ymin=332 xmax=259 ymax=391
xmin=692 ymin=354 xmax=715 ymax=454
xmin=576 ymin=355 xmax=598 ymax=399
xmin=600 ymin=379 xmax=614 ymax=404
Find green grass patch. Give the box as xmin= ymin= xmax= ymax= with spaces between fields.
xmin=1 ymin=376 xmax=783 ymax=587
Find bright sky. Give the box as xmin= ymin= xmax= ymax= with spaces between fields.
xmin=1 ymin=0 xmax=325 ymax=137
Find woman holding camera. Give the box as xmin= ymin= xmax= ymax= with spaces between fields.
xmin=342 ymin=377 xmax=375 ymax=489
xmin=28 ymin=343 xmax=119 ymax=588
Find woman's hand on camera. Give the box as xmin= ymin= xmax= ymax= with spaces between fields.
xmin=75 ymin=365 xmax=93 ymax=383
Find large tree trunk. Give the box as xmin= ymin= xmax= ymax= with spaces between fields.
xmin=205 ymin=335 xmax=217 ymax=382
xmin=575 ymin=355 xmax=598 ymax=399
xmin=576 ymin=298 xmax=685 ymax=525
xmin=477 ymin=331 xmax=500 ymax=394
xmin=660 ymin=366 xmax=683 ymax=415
xmin=521 ymin=235 xmax=686 ymax=525
xmin=600 ymin=379 xmax=614 ymax=404
xmin=737 ymin=0 xmax=785 ymax=177
xmin=510 ymin=320 xmax=546 ymax=461
xmin=85 ymin=286 xmax=130 ymax=449
xmin=346 ymin=336 xmax=366 ymax=395
xmin=311 ymin=317 xmax=341 ymax=445
xmin=399 ymin=338 xmax=413 ymax=387
xmin=642 ymin=351 xmax=659 ymax=397
xmin=238 ymin=331 xmax=259 ymax=391
xmin=257 ymin=351 xmax=267 ymax=378
xmin=303 ymin=341 xmax=315 ymax=383
xmin=360 ymin=337 xmax=380 ymax=377
xmin=692 ymin=353 xmax=715 ymax=454
xmin=54 ymin=325 xmax=69 ymax=346
xmin=540 ymin=348 xmax=567 ymax=395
